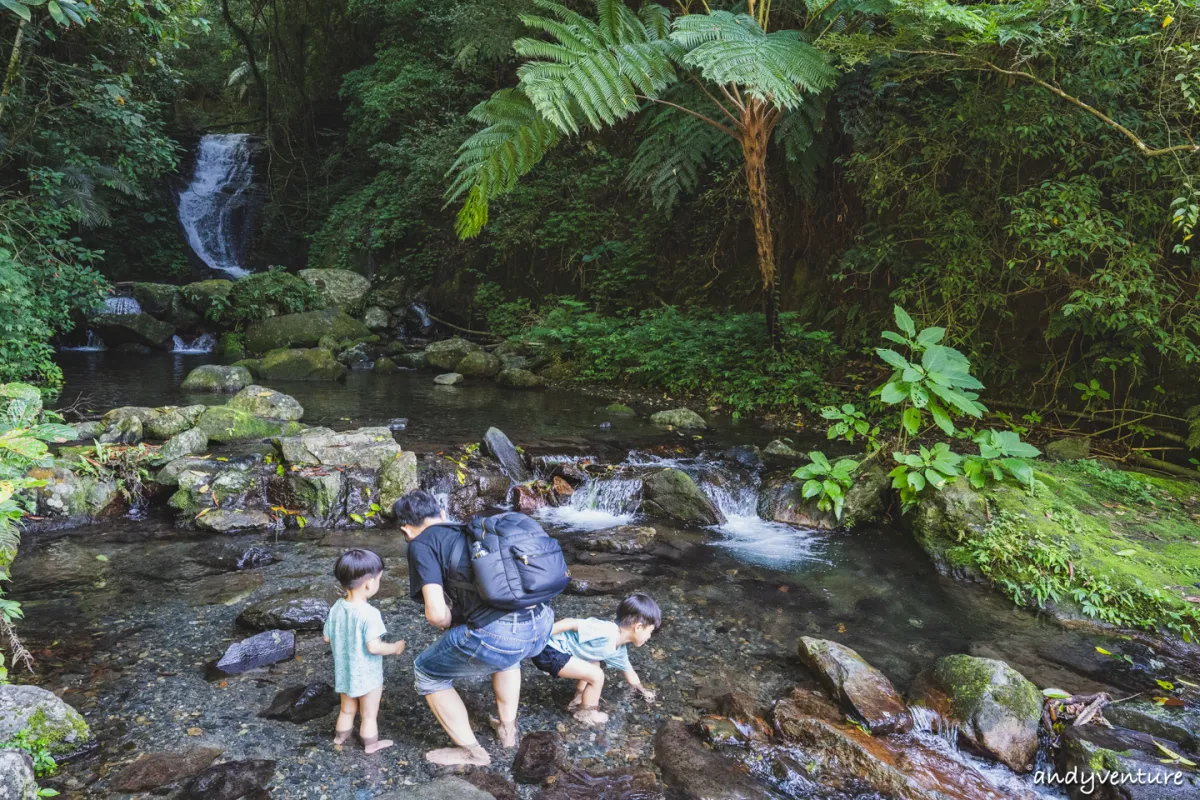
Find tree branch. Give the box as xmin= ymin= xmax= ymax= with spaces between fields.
xmin=635 ymin=95 xmax=740 ymax=140
xmin=899 ymin=50 xmax=1200 ymax=158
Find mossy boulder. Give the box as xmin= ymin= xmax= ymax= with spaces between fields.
xmin=362 ymin=306 xmax=390 ymax=330
xmin=1044 ymin=436 xmax=1091 ymax=461
xmin=1103 ymin=702 xmax=1200 ymax=751
xmin=374 ymin=356 xmax=398 ymax=372
xmin=228 ymin=385 xmax=304 ymax=421
xmin=179 ymin=279 xmax=233 ymax=314
xmin=131 ymin=282 xmax=179 ymax=316
xmin=287 ymin=470 xmax=345 ymax=523
xmin=650 ymin=408 xmax=707 ymax=430
xmin=71 ymin=420 xmax=105 ymax=440
xmin=379 ymin=451 xmax=419 ymax=514
xmin=425 ymin=337 xmax=483 ymax=371
xmin=434 ymin=372 xmax=463 ymax=386
xmin=605 ymin=403 xmax=637 ymax=417
xmin=219 ymin=332 xmax=247 ymax=360
xmin=159 ymin=426 xmax=209 ymax=462
xmin=276 ymin=426 xmax=401 ymax=469
xmin=144 ymin=405 xmax=206 ymax=439
xmin=195 ymin=509 xmax=275 ymax=533
xmin=28 ymin=466 xmax=122 ymax=520
xmin=298 ymin=268 xmax=371 ymax=314
xmin=640 ymin=468 xmax=725 ymax=526
xmin=909 ymin=654 xmax=1041 ymax=772
xmin=245 ymin=308 xmax=370 ymax=354
xmin=181 ymin=364 xmax=254 ymax=393
xmin=497 ymin=368 xmax=545 ymax=388
xmin=0 ymin=684 xmax=91 ymax=756
xmin=457 ymin=350 xmax=501 ymax=378
xmin=87 ymin=312 xmax=175 ymax=349
xmin=256 ymin=348 xmax=347 ymax=382
xmin=1057 ymin=725 xmax=1199 ymax=800
xmin=908 ymin=461 xmax=1200 ymax=638
xmin=100 ymin=414 xmax=143 ymax=445
xmin=194 ymin=406 xmax=304 ymax=443
xmin=394 ymin=351 xmax=427 ymax=369
xmin=0 ymin=382 xmax=42 ymax=416
xmin=0 ymin=750 xmax=37 ymax=800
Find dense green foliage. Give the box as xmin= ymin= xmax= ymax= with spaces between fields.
xmin=207 ymin=268 xmax=325 ymax=325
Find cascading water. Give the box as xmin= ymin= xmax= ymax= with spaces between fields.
xmin=178 ymin=134 xmax=259 ymax=279
xmin=539 ymin=477 xmax=643 ymax=531
xmin=61 ymin=330 xmax=107 ymax=351
xmin=410 ymin=302 xmax=433 ymax=332
xmin=170 ymin=333 xmax=216 ymax=354
xmin=101 ymin=296 xmax=142 ymax=315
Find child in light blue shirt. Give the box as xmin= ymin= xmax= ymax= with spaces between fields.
xmin=532 ymin=593 xmax=659 ymax=725
xmin=323 ymin=549 xmax=406 ymax=754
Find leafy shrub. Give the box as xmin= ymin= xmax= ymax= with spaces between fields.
xmin=793 ymin=452 xmax=859 ymax=520
xmin=473 ymin=282 xmax=534 ymax=338
xmin=207 ymin=269 xmax=325 ymax=326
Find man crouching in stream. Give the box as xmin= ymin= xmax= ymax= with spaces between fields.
xmin=393 ymin=490 xmax=554 ymax=766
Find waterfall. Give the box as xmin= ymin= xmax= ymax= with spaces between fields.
xmin=410 ymin=302 xmax=433 ymax=332
xmin=910 ymin=706 xmax=960 ymax=750
xmin=61 ymin=330 xmax=107 ymax=351
xmin=539 ymin=478 xmax=643 ymax=531
xmin=101 ymin=296 xmax=142 ymax=315
xmin=171 ymin=333 xmax=216 ymax=354
xmin=178 ymin=134 xmax=258 ymax=278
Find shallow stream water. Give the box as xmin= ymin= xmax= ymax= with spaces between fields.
xmin=14 ymin=353 xmax=1148 ymax=797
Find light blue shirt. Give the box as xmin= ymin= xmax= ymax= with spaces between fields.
xmin=547 ymin=618 xmax=632 ymax=671
xmin=323 ymin=598 xmax=387 ymax=698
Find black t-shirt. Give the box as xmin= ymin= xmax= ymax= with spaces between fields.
xmin=406 ymin=524 xmax=508 ymax=628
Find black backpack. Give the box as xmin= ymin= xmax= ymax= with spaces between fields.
xmin=447 ymin=512 xmax=570 ymax=611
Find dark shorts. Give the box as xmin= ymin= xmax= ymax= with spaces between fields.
xmin=531 ymin=645 xmax=571 ymax=676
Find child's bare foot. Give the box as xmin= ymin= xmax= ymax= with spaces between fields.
xmin=363 ymin=737 xmax=393 ymax=754
xmin=488 ymin=715 xmax=518 ymax=748
xmin=573 ymin=706 xmax=609 ymax=726
xmin=567 ymin=695 xmax=584 ymax=712
xmin=425 ymin=745 xmax=491 ymax=766
xmin=333 ymin=728 xmax=353 ymax=746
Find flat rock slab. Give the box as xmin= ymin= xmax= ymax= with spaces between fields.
xmin=576 ymin=525 xmax=658 ymax=554
xmin=566 ymin=564 xmax=643 ymax=596
xmin=375 ymin=776 xmax=496 ymax=800
xmin=213 ymin=630 xmax=295 ymax=676
xmin=318 ymin=530 xmax=408 ymax=560
xmin=237 ymin=594 xmax=329 ymax=631
xmin=513 ymin=730 xmax=564 ymax=784
xmin=797 ymin=636 xmax=911 ymax=734
xmin=260 ymin=682 xmax=339 ymax=723
xmin=112 ymin=746 xmax=224 ymax=792
xmin=195 ymin=509 xmax=275 ymax=533
xmin=184 ymin=759 xmax=276 ymax=800
xmin=654 ymin=720 xmax=773 ymax=800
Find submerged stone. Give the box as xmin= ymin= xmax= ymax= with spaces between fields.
xmin=0 ymin=684 xmax=91 ymax=756
xmin=181 ymin=365 xmax=253 ymax=393
xmin=375 ymin=777 xmax=495 ymax=800
xmin=259 ymin=682 xmax=339 ymax=723
xmin=566 ymin=564 xmax=643 ymax=596
xmin=577 ymin=525 xmax=658 ymax=554
xmin=112 ymin=746 xmax=224 ymax=793
xmin=212 ymin=630 xmax=295 ymax=676
xmin=195 ymin=509 xmax=275 ymax=533
xmin=654 ymin=720 xmax=773 ymax=800
xmin=796 ymin=636 xmax=911 ymax=734
xmin=513 ymin=730 xmax=564 ymax=784
xmin=183 ymin=759 xmax=276 ymax=800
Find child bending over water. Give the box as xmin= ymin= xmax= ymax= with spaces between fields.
xmin=531 ymin=593 xmax=659 ymax=725
xmin=323 ymin=548 xmax=407 ymax=753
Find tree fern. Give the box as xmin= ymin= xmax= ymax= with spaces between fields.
xmin=629 ymin=93 xmax=739 ymax=212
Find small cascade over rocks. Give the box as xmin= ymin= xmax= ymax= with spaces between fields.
xmin=541 ymin=477 xmax=643 ymax=531
xmin=102 ymin=296 xmax=142 ymax=315
xmin=178 ymin=133 xmax=261 ymax=278
xmin=910 ymin=704 xmax=961 ymax=750
xmin=61 ymin=330 xmax=106 ymax=351
xmin=170 ymin=333 xmax=216 ymax=354
xmin=410 ymin=302 xmax=433 ymax=332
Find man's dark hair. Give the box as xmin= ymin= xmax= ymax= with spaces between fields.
xmin=334 ymin=548 xmax=384 ymax=589
xmin=392 ymin=490 xmax=443 ymax=527
xmin=616 ymin=593 xmax=661 ymax=629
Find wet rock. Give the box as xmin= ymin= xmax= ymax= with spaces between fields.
xmin=653 ymin=720 xmax=773 ymax=799
xmin=88 ymin=311 xmax=175 ymax=349
xmin=277 ymin=426 xmax=401 ymax=469
xmin=117 ymin=341 xmax=152 ymax=355
xmin=100 ymin=414 xmax=143 ymax=445
xmin=212 ymin=630 xmax=295 ymax=676
xmin=464 ymin=772 xmax=518 ymax=800
xmin=286 ymin=469 xmax=344 ymax=523
xmin=183 ymin=759 xmax=277 ymax=800
xmin=760 ymin=465 xmax=889 ymax=530
xmin=388 ymin=417 xmax=409 ymax=431
xmin=1103 ymin=702 xmax=1200 ymax=750
xmin=228 ymin=385 xmax=304 ymax=421
xmin=101 ymin=405 xmax=157 ymax=425
xmin=0 ymin=750 xmax=37 ymax=800
xmin=245 ymin=308 xmax=372 ymax=354
xmin=1058 ymin=725 xmax=1199 ymax=800
xmin=203 ymin=544 xmax=274 ymax=571
xmin=70 ymin=420 xmax=105 ymax=440
xmin=640 ymin=468 xmax=724 ymax=526
xmin=1044 ymin=436 xmax=1091 ymax=461
xmin=567 ymin=564 xmax=643 ymax=595
xmin=259 ymin=682 xmax=339 ymax=723
xmin=577 ymin=525 xmax=658 ymax=554
xmin=195 ymin=509 xmax=275 ymax=533
xmin=425 ymin=336 xmax=484 ymax=371
xmin=433 ymin=372 xmax=463 ymax=385
xmin=375 ymin=777 xmax=496 ymax=800
xmin=513 ymin=730 xmax=565 ymax=784
xmin=723 ymin=445 xmax=763 ymax=471
xmin=907 ymin=479 xmax=990 ymax=579
xmin=319 ymin=530 xmax=408 ymax=560
xmin=909 ymin=654 xmax=1049 ymax=772
xmin=237 ymin=546 xmax=275 ymax=570
xmin=144 ymin=405 xmax=207 ymax=439
xmin=160 ymin=426 xmax=209 ymax=462
xmin=169 ymin=467 xmax=254 ymax=516
xmin=394 ymin=351 xmax=427 ymax=369
xmin=536 ymin=768 xmax=663 ymax=800
xmin=483 ymin=427 xmax=532 ymax=483
xmin=511 ymin=483 xmax=546 ymax=514
xmin=649 ymin=408 xmax=707 ymax=430
xmin=338 ymin=341 xmax=372 ymax=368
xmin=458 ymin=350 xmax=502 ymax=378
xmin=363 ymin=305 xmax=390 ymax=330
xmin=379 ymin=451 xmax=419 ymax=513
xmin=195 ymin=406 xmax=304 ymax=443
xmin=0 ymin=684 xmax=91 ymax=756
xmin=131 ymin=282 xmax=179 ymax=315
xmin=112 ymin=746 xmax=224 ymax=792
xmin=238 ymin=594 xmax=330 ymax=631
xmin=30 ymin=466 xmax=121 ymax=520
xmin=256 ymin=347 xmax=348 ymax=381
xmin=763 ymin=439 xmax=802 ymax=460
xmin=375 ymin=356 xmax=399 ymax=372
xmin=181 ymin=365 xmax=254 ymax=393
xmin=299 ymin=268 xmax=372 ymax=313
xmin=497 ymin=368 xmax=546 ymax=388
xmin=180 ymin=279 xmax=233 ymax=315
xmin=796 ymin=636 xmax=911 ymax=734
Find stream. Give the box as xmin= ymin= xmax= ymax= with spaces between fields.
xmin=14 ymin=353 xmax=1143 ymax=798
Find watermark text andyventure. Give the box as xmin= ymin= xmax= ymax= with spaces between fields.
xmin=1033 ymin=767 xmax=1190 ymax=795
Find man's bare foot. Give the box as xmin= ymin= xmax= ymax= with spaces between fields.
xmin=488 ymin=715 xmax=518 ymax=748
xmin=425 ymin=745 xmax=491 ymax=767
xmin=363 ymin=737 xmax=394 ymax=755
xmin=573 ymin=707 xmax=609 ymax=726
xmin=567 ymin=695 xmax=584 ymax=712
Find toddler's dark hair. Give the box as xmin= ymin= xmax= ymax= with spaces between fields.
xmin=392 ymin=490 xmax=443 ymax=527
xmin=616 ymin=593 xmax=661 ymax=629
xmin=334 ymin=548 xmax=384 ymax=589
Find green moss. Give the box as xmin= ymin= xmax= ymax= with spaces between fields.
xmin=25 ymin=705 xmax=89 ymax=755
xmin=194 ymin=406 xmax=305 ymax=443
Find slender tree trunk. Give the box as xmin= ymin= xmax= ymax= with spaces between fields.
xmin=0 ymin=18 xmax=28 ymax=124
xmin=741 ymin=101 xmax=781 ymax=350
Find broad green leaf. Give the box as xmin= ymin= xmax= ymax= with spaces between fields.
xmin=907 ymin=470 xmax=926 ymax=491
xmin=909 ymin=382 xmax=929 ymax=408
xmin=880 ymin=331 xmax=909 ymax=345
xmin=880 ymin=381 xmax=908 ymax=405
xmin=2 ymin=0 xmax=32 ymax=21
xmin=930 ymin=403 xmax=954 ymax=435
xmin=902 ymin=407 xmax=922 ymax=435
xmin=876 ymin=348 xmax=909 ymax=370
xmin=46 ymin=0 xmax=67 ymax=25
xmin=893 ymin=305 xmax=916 ymax=336
xmin=916 ymin=327 xmax=945 ymax=345
xmin=801 ymin=479 xmax=823 ymax=499
xmin=1042 ymin=688 xmax=1072 ymax=699
xmin=808 ymin=450 xmax=831 ymax=471
xmin=927 ymin=382 xmax=984 ymax=418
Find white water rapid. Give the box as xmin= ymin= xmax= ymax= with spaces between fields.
xmin=178 ymin=134 xmax=257 ymax=278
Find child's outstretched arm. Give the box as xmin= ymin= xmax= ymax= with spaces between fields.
xmin=624 ymin=669 xmax=656 ymax=703
xmin=366 ymin=637 xmax=407 ymax=656
xmin=550 ymin=618 xmax=580 ymax=636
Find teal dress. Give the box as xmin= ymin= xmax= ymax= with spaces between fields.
xmin=324 ymin=598 xmax=387 ymax=697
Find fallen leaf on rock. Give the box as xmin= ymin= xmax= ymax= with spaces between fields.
xmin=187 ymin=727 xmax=203 ymax=736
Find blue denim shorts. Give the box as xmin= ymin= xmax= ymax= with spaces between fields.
xmin=413 ymin=605 xmax=553 ymax=696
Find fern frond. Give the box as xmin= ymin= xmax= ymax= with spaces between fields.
xmin=775 ymin=97 xmax=832 ymax=199
xmin=628 ymin=94 xmax=740 ymax=212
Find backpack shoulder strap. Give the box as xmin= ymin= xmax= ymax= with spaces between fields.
xmin=435 ymin=523 xmax=476 ymax=595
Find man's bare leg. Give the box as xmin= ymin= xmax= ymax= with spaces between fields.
xmin=424 ymin=687 xmax=491 ymax=766
xmin=487 ymin=667 xmax=521 ymax=748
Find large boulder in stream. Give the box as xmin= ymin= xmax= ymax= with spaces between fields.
xmin=27 ymin=465 xmax=121 ymax=521
xmin=195 ymin=406 xmax=304 ymax=443
xmin=244 ymin=308 xmax=370 ymax=354
xmin=759 ymin=464 xmax=890 ymax=530
xmin=87 ymin=311 xmax=175 ymax=349
xmin=255 ymin=347 xmax=347 ymax=381
xmin=298 ymin=268 xmax=371 ymax=313
xmin=424 ymin=336 xmax=483 ymax=370
xmin=145 ymin=405 xmax=207 ymax=438
xmin=277 ymin=426 xmax=401 ymax=469
xmin=131 ymin=282 xmax=179 ymax=316
xmin=228 ymin=385 xmax=304 ymax=420
xmin=0 ymin=684 xmax=92 ymax=756
xmin=482 ymin=427 xmax=531 ymax=482
xmin=159 ymin=426 xmax=209 ymax=462
xmin=909 ymin=654 xmax=1043 ymax=772
xmin=1103 ymin=702 xmax=1200 ymax=750
xmin=0 ymin=750 xmax=37 ymax=800
xmin=640 ymin=468 xmax=725 ymax=526
xmin=796 ymin=637 xmax=911 ymax=734
xmin=497 ymin=367 xmax=545 ymax=388
xmin=179 ymin=279 xmax=233 ymax=315
xmin=654 ymin=720 xmax=774 ymax=800
xmin=457 ymin=350 xmax=501 ymax=378
xmin=650 ymin=407 xmax=707 ymax=430
xmin=181 ymin=364 xmax=254 ymax=393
